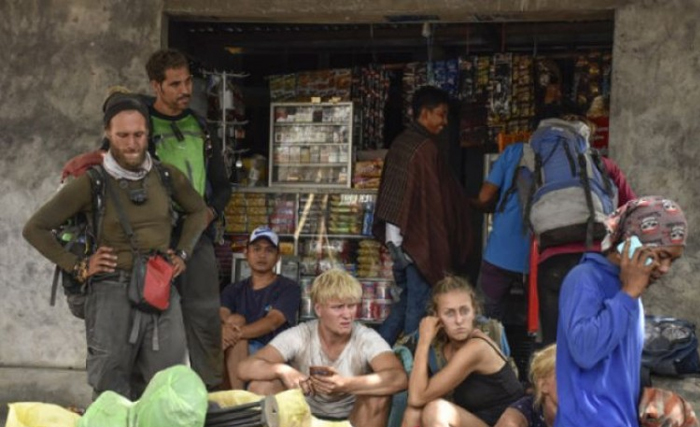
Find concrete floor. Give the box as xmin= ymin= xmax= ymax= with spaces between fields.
xmin=0 ymin=368 xmax=92 ymax=424
xmin=2 ymin=367 xmax=700 ymax=425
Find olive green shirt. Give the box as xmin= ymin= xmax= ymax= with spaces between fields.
xmin=23 ymin=164 xmax=207 ymax=272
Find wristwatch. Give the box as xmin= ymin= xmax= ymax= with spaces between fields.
xmin=174 ymin=249 xmax=189 ymax=262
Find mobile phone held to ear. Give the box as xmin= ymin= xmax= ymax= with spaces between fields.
xmin=617 ymin=235 xmax=653 ymax=266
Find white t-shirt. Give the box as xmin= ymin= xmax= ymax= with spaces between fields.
xmin=386 ymin=223 xmax=404 ymax=247
xmin=269 ymin=320 xmax=392 ymax=419
xmin=386 ymin=223 xmax=413 ymax=263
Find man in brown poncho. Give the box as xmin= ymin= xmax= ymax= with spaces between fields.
xmin=373 ymin=86 xmax=473 ymax=345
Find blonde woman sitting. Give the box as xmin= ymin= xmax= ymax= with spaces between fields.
xmin=404 ymin=275 xmax=523 ymax=427
xmin=495 ymin=345 xmax=557 ymax=427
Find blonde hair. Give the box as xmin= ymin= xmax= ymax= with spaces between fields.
xmin=529 ymin=344 xmax=557 ymax=407
xmin=428 ymin=275 xmax=481 ymax=319
xmin=310 ymin=269 xmax=362 ymax=305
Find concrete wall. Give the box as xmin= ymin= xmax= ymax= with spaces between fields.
xmin=0 ymin=0 xmax=163 ymax=369
xmin=611 ymin=0 xmax=700 ymax=323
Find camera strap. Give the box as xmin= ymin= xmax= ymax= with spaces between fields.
xmin=105 ymin=177 xmax=163 ymax=351
xmin=105 ymin=177 xmax=139 ymax=254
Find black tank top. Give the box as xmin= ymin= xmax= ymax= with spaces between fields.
xmin=451 ymin=336 xmax=524 ymax=426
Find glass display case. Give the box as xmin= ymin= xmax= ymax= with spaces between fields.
xmin=223 ymin=187 xmax=395 ymax=324
xmin=269 ymin=102 xmax=353 ymax=188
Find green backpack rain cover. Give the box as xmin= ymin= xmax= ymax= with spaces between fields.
xmin=131 ymin=365 xmax=208 ymax=427
xmin=78 ymin=391 xmax=133 ymax=427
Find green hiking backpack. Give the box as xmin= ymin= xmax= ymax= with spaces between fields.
xmin=52 ymin=163 xmax=174 ymax=319
xmin=150 ymin=111 xmax=214 ymax=198
xmin=51 ymin=166 xmax=107 ymax=319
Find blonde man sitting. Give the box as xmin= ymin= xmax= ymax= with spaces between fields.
xmin=238 ymin=269 xmax=407 ymax=427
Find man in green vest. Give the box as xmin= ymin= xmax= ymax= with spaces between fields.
xmin=146 ymin=49 xmax=232 ymax=389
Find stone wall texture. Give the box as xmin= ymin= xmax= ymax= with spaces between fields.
xmin=0 ymin=0 xmax=163 ymax=368
xmin=611 ymin=0 xmax=700 ymax=324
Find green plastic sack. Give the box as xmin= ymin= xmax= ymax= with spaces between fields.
xmin=77 ymin=391 xmax=133 ymax=427
xmin=131 ymin=365 xmax=208 ymax=427
xmin=5 ymin=402 xmax=80 ymax=427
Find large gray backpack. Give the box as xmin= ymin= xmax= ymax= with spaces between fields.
xmin=503 ymin=119 xmax=618 ymax=249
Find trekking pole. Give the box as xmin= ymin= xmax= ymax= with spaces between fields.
xmin=527 ymin=238 xmax=539 ymax=336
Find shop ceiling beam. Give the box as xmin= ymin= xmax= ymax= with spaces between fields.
xmin=171 ymin=20 xmax=613 ymax=47
xmin=182 ymin=34 xmax=612 ymax=56
xmin=164 ymin=0 xmax=629 ymax=23
xmin=189 ymin=34 xmax=613 ymax=52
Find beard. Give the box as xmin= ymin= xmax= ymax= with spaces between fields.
xmin=162 ymin=94 xmax=190 ymax=113
xmin=111 ymin=146 xmax=146 ymax=171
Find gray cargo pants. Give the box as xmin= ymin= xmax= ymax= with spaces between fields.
xmin=175 ymin=234 xmax=223 ymax=389
xmin=85 ymin=271 xmax=186 ymax=400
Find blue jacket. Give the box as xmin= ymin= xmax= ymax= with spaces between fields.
xmin=555 ymin=253 xmax=644 ymax=427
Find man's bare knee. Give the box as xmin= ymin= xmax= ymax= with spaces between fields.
xmin=422 ymin=399 xmax=450 ymax=423
xmin=228 ymin=313 xmax=246 ymax=327
xmin=247 ymin=379 xmax=286 ymax=396
xmin=422 ymin=399 xmax=486 ymax=427
xmin=225 ymin=339 xmax=249 ymax=360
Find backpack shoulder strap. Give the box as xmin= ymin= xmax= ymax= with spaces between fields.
xmin=576 ymin=150 xmax=596 ymax=248
xmin=190 ymin=109 xmax=210 ymax=136
xmin=520 ymin=141 xmax=536 ymax=171
xmin=476 ymin=316 xmax=512 ymax=356
xmin=496 ymin=144 xmax=525 ymax=214
xmin=152 ymin=161 xmax=174 ymax=198
xmin=152 ymin=161 xmax=176 ymax=226
xmin=522 ymin=143 xmax=541 ymax=233
xmin=85 ymin=165 xmax=107 ymax=246
xmin=472 ymin=335 xmax=508 ymax=363
xmin=189 ymin=109 xmax=215 ymax=161
xmin=590 ymin=149 xmax=615 ymax=196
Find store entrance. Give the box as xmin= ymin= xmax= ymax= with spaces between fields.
xmin=170 ymin=19 xmax=614 ymax=373
xmin=169 ymin=20 xmax=613 ymax=159
xmin=169 ymin=18 xmax=614 ymax=279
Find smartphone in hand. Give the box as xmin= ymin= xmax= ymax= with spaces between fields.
xmin=309 ymin=366 xmax=332 ymax=377
xmin=617 ymin=235 xmax=652 ymax=266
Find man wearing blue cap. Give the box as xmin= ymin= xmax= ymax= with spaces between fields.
xmin=220 ymin=226 xmax=302 ymax=389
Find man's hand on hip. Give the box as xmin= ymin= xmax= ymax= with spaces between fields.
xmin=87 ymin=246 xmax=117 ymax=277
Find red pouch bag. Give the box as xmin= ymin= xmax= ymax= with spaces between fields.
xmin=129 ymin=253 xmax=174 ymax=313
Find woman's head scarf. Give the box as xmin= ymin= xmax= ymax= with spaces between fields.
xmin=602 ymin=196 xmax=688 ymax=251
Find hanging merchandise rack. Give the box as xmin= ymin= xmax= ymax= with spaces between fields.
xmin=202 ymin=69 xmax=250 ymax=182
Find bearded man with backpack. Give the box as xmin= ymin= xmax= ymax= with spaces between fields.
xmin=144 ymin=49 xmax=232 ymax=390
xmin=23 ymin=95 xmax=208 ymax=399
xmin=61 ymin=52 xmax=231 ymax=388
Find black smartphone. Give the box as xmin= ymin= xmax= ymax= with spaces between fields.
xmin=309 ymin=366 xmax=332 ymax=376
